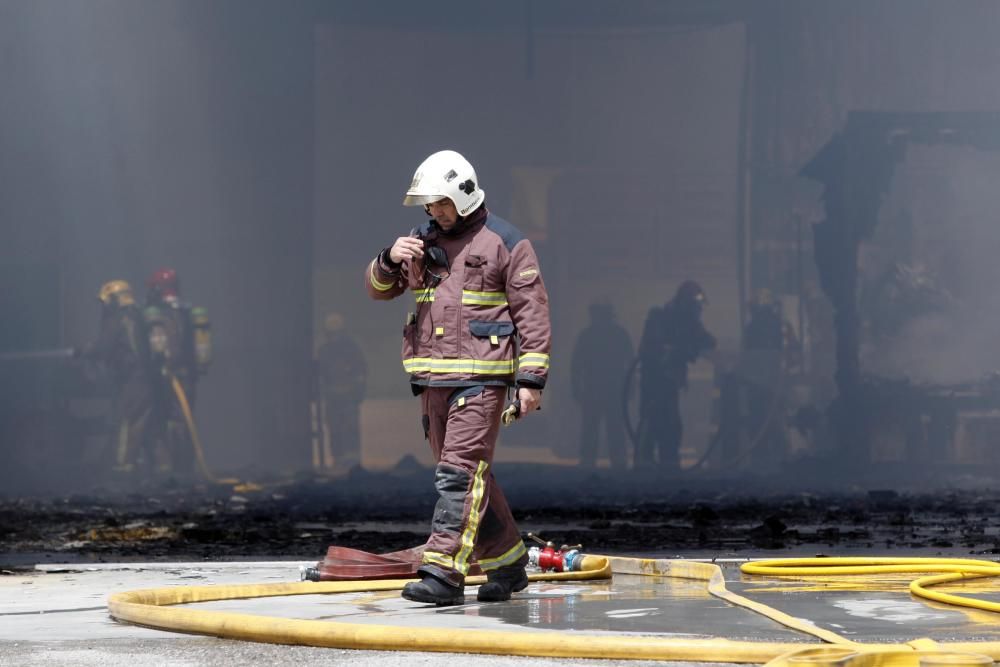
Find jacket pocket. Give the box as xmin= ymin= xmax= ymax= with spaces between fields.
xmin=448 ymin=385 xmax=485 ymax=408
xmin=467 ymin=320 xmax=516 ymax=373
xmin=433 ymin=304 xmax=459 ymax=358
xmin=469 ymin=320 xmax=516 ymax=340
xmin=469 ymin=319 xmax=516 ymax=351
xmin=463 ymin=255 xmax=486 ymax=291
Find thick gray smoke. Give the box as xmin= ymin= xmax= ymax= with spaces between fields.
xmin=6 ymin=1 xmax=1000 ymax=495
xmin=863 ymin=144 xmax=1000 ymax=386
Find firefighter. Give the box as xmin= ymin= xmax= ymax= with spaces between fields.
xmin=570 ymin=302 xmax=633 ymax=469
xmin=79 ymin=280 xmax=154 ymax=472
xmin=144 ymin=268 xmax=211 ymax=475
xmin=366 ymin=149 xmax=551 ymax=606
xmin=316 ymin=312 xmax=367 ymax=471
xmin=636 ymin=280 xmax=716 ymax=471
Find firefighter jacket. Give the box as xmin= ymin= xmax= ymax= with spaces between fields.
xmin=83 ymin=304 xmax=150 ymax=387
xmin=365 ymin=209 xmax=550 ymax=390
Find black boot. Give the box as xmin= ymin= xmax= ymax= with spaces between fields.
xmin=477 ymin=564 xmax=529 ymax=602
xmin=401 ymin=573 xmax=465 ymax=606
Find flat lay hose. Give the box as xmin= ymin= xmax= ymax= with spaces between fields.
xmin=107 ymin=555 xmax=1000 ymax=662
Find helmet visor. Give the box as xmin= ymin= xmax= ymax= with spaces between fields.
xmin=402 ymin=193 xmax=447 ymax=207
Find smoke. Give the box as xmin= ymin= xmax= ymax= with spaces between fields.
xmin=862 ymin=144 xmax=1000 ymax=386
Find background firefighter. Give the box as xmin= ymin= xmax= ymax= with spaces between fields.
xmin=636 ymin=280 xmax=716 ymax=471
xmin=315 ymin=312 xmax=367 ymax=471
xmin=570 ymin=302 xmax=634 ymax=470
xmin=144 ymin=268 xmax=211 ymax=476
xmin=365 ymin=149 xmax=551 ymax=606
xmin=79 ymin=280 xmax=154 ymax=473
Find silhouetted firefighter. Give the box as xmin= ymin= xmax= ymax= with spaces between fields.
xmin=636 ymin=280 xmax=716 ymax=472
xmin=570 ymin=302 xmax=633 ymax=470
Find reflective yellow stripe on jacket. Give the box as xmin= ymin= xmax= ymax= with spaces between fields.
xmin=461 ymin=290 xmax=508 ymax=306
xmin=369 ymin=260 xmax=395 ymax=292
xmin=518 ymin=352 xmax=550 ymax=371
xmin=411 ymin=289 xmax=507 ymax=307
xmin=403 ymin=358 xmax=515 ymax=375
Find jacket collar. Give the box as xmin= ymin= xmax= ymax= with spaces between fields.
xmin=431 ymin=205 xmax=488 ymax=239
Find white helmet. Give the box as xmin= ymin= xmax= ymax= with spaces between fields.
xmin=402 ymin=150 xmax=485 ymax=217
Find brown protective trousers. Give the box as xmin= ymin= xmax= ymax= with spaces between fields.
xmin=417 ymin=384 xmax=528 ymax=587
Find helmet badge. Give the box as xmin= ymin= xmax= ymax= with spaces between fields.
xmin=458 ymin=179 xmax=476 ymax=194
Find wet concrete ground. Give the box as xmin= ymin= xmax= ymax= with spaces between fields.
xmin=4 ymin=462 xmax=1000 ymax=664
xmin=4 ymin=553 xmax=1000 ymax=666
xmin=0 ymin=560 xmax=744 ymax=667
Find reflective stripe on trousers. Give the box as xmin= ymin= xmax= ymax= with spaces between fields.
xmin=418 ymin=385 xmax=527 ymax=586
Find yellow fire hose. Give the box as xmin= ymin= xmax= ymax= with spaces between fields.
xmin=764 ymin=641 xmax=995 ymax=667
xmin=171 ymin=375 xmax=261 ymax=492
xmin=741 ymin=557 xmax=1000 ymax=614
xmin=742 ymin=558 xmax=1000 ymax=667
xmin=107 ymin=555 xmax=1000 ymax=663
xmin=109 ymin=556 xmax=798 ymax=661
